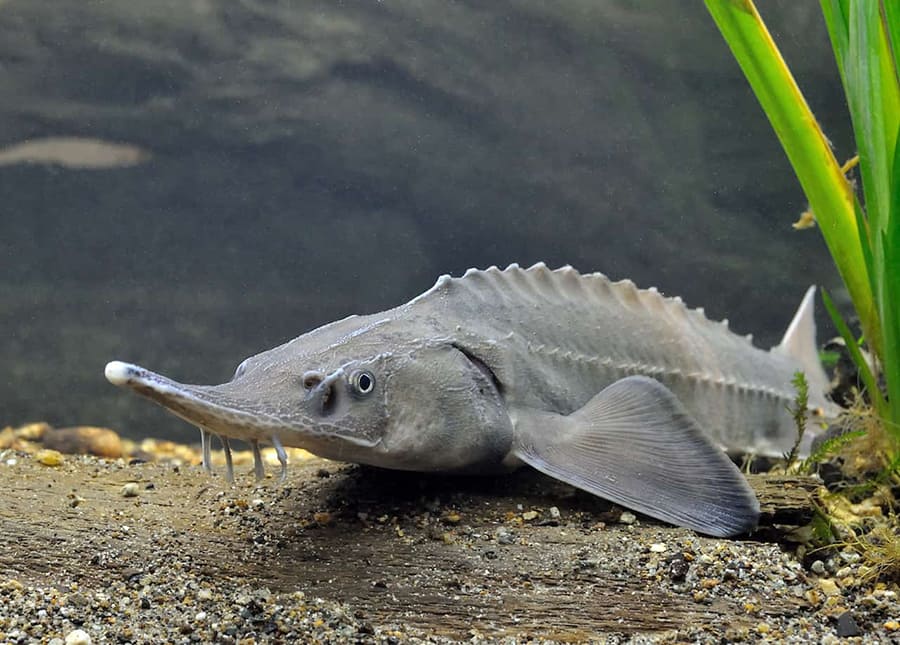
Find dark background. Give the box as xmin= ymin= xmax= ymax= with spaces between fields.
xmin=0 ymin=1 xmax=854 ymax=441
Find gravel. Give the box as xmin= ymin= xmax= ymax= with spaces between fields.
xmin=1 ymin=429 xmax=899 ymax=643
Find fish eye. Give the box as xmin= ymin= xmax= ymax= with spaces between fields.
xmin=350 ymin=370 xmax=375 ymax=396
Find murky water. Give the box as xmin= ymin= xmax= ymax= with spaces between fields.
xmin=0 ymin=1 xmax=852 ymax=440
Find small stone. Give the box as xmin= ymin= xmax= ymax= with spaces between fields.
xmin=884 ymin=620 xmax=900 ymax=631
xmin=619 ymin=512 xmax=636 ymax=525
xmin=668 ymin=556 xmax=690 ymax=582
xmin=197 ymin=588 xmax=212 ymax=601
xmin=16 ymin=421 xmax=51 ymax=441
xmin=442 ymin=511 xmax=462 ymax=524
xmin=649 ymin=543 xmax=667 ymax=553
xmin=700 ymin=578 xmax=719 ymax=589
xmin=756 ymin=622 xmax=770 ymax=634
xmin=810 ymin=560 xmax=826 ymax=575
xmin=43 ymin=426 xmax=123 ymax=458
xmin=839 ymin=550 xmax=861 ymax=565
xmin=64 ymin=629 xmax=92 ymax=645
xmin=313 ymin=511 xmax=332 ymax=525
xmin=549 ymin=506 xmax=561 ymax=519
xmin=35 ymin=449 xmax=64 ymax=466
xmin=4 ymin=579 xmax=23 ymax=592
xmin=522 ymin=510 xmax=538 ymax=521
xmin=835 ymin=611 xmax=861 ymax=637
xmin=818 ymin=578 xmax=840 ymax=597
xmin=120 ymin=482 xmax=140 ymax=498
xmin=835 ymin=566 xmax=852 ymax=579
xmin=495 ymin=527 xmax=515 ymax=544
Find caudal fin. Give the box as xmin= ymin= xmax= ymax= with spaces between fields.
xmin=772 ymin=286 xmax=832 ymax=407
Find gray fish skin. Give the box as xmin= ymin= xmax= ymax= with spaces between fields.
xmin=105 ymin=263 xmax=833 ymax=537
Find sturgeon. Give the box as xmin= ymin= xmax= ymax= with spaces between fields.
xmin=105 ymin=264 xmax=835 ymax=537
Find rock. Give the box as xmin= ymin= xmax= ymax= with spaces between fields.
xmin=16 ymin=422 xmax=51 ymax=441
xmin=34 ymin=449 xmax=64 ymax=466
xmin=835 ymin=611 xmax=861 ymax=637
xmin=818 ymin=578 xmax=840 ymax=597
xmin=64 ymin=629 xmax=92 ymax=645
xmin=121 ymin=482 xmax=140 ymax=498
xmin=43 ymin=426 xmax=123 ymax=458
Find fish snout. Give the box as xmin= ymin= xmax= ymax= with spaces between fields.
xmin=105 ymin=360 xmax=146 ymax=386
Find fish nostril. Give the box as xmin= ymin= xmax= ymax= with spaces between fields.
xmin=319 ymin=381 xmax=338 ymax=416
xmin=302 ymin=371 xmax=324 ymax=390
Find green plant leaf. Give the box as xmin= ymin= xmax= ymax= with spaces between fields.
xmin=882 ymin=124 xmax=900 ymax=433
xmin=821 ymin=288 xmax=886 ymax=416
xmin=883 ymin=1 xmax=900 ymax=86
xmin=704 ymin=0 xmax=879 ymax=356
xmin=820 ymin=0 xmax=850 ymax=86
xmin=845 ymin=3 xmax=900 ymax=297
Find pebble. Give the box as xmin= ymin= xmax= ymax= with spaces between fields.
xmin=43 ymin=426 xmax=123 ymax=458
xmin=649 ymin=543 xmax=667 ymax=553
xmin=619 ymin=511 xmax=636 ymax=525
xmin=64 ymin=629 xmax=92 ymax=645
xmin=811 ymin=560 xmax=826 ymax=575
xmin=818 ymin=578 xmax=841 ymax=597
xmin=495 ymin=527 xmax=515 ymax=545
xmin=840 ymin=550 xmax=861 ymax=565
xmin=120 ymin=482 xmax=140 ymax=498
xmin=548 ymin=506 xmax=561 ymax=520
xmin=34 ymin=449 xmax=64 ymax=466
xmin=521 ymin=510 xmax=538 ymax=521
xmin=836 ymin=611 xmax=862 ymax=637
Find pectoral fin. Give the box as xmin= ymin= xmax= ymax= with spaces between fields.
xmin=511 ymin=376 xmax=759 ymax=537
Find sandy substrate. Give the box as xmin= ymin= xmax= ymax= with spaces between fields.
xmin=0 ymin=439 xmax=898 ymax=643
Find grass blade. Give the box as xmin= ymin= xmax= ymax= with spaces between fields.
xmin=704 ymin=0 xmax=879 ymax=356
xmin=845 ymin=2 xmax=900 ymax=287
xmin=821 ymin=288 xmax=886 ymax=416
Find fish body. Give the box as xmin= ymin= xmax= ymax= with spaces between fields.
xmin=106 ymin=264 xmax=834 ymax=537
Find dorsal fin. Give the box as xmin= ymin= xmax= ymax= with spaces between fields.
xmin=415 ymin=263 xmax=758 ymax=350
xmin=772 ymin=286 xmax=830 ymax=401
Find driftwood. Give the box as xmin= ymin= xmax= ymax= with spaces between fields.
xmin=0 ymin=453 xmax=819 ymax=639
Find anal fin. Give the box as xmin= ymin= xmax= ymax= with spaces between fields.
xmin=511 ymin=376 xmax=760 ymax=537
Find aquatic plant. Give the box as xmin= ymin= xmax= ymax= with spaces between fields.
xmin=705 ymin=1 xmax=900 ymax=450
xmin=784 ymin=370 xmax=810 ymax=471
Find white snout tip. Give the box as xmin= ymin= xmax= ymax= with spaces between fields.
xmin=105 ymin=360 xmax=136 ymax=386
